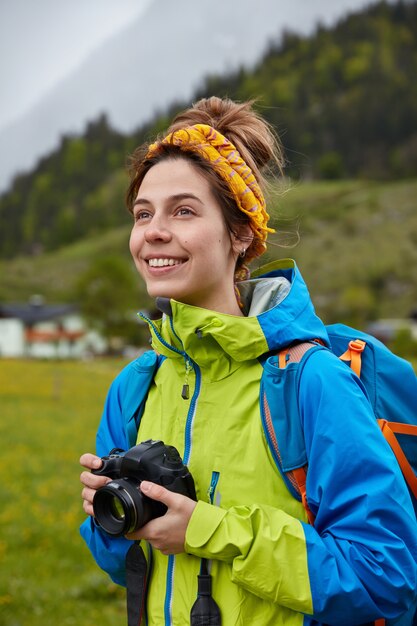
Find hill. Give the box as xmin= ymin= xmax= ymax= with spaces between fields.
xmin=0 ymin=0 xmax=416 ymax=260
xmin=1 ymin=178 xmax=416 ymax=330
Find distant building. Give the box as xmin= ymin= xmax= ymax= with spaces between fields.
xmin=0 ymin=296 xmax=107 ymax=358
xmin=366 ymin=318 xmax=417 ymax=345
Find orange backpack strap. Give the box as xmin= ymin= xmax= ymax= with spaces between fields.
xmin=378 ymin=420 xmax=417 ymax=500
xmin=278 ymin=342 xmax=318 ymax=525
xmin=291 ymin=467 xmax=316 ymax=525
xmin=339 ymin=339 xmax=366 ymax=377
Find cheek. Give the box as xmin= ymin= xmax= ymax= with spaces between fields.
xmin=129 ymin=229 xmax=142 ymax=263
xmin=129 ymin=225 xmax=139 ymax=247
xmin=129 ymin=233 xmax=135 ymax=258
xmin=199 ymin=235 xmax=235 ymax=271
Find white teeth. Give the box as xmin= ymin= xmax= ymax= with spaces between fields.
xmin=148 ymin=258 xmax=182 ymax=267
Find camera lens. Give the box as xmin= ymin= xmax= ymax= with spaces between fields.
xmin=93 ymin=478 xmax=151 ymax=537
xmin=110 ymin=496 xmax=125 ymax=521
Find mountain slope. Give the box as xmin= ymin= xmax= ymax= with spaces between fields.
xmin=0 ymin=0 xmax=378 ymax=192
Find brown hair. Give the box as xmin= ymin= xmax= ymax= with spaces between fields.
xmin=126 ymin=97 xmax=284 ymax=271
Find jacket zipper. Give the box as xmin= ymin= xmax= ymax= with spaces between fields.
xmin=139 ymin=312 xmax=197 ymax=403
xmin=141 ymin=312 xmax=202 ymax=625
xmin=138 ymin=313 xmax=184 ymax=358
xmin=164 ymin=360 xmax=201 ymax=625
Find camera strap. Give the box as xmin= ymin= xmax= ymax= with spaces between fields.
xmin=190 ymin=558 xmax=221 ymax=626
xmin=126 ymin=542 xmax=148 ymax=626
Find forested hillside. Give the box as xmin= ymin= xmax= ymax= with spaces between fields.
xmin=1 ymin=178 xmax=416 ymax=331
xmin=0 ymin=0 xmax=416 ymax=259
xmin=200 ymin=0 xmax=417 ymax=180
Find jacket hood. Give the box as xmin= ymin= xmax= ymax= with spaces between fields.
xmin=247 ymin=258 xmax=329 ymax=352
xmin=141 ymin=259 xmax=329 ymax=368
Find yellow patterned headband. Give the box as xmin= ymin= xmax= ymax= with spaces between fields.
xmin=146 ymin=124 xmax=274 ymax=262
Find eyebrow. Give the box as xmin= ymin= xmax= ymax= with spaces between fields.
xmin=133 ymin=192 xmax=204 ymax=207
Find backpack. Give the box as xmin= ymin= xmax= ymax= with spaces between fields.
xmin=270 ymin=323 xmax=417 ymax=527
xmin=268 ymin=323 xmax=417 ymax=626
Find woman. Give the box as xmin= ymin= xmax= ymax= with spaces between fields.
xmin=80 ymin=97 xmax=417 ymax=625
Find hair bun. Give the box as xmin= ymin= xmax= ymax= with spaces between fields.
xmin=168 ymin=97 xmax=284 ymax=188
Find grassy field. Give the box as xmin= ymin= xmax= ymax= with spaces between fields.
xmin=0 ymin=358 xmax=129 ymax=626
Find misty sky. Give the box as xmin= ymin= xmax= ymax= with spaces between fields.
xmin=0 ymin=0 xmax=151 ymax=132
xmin=0 ymin=0 xmax=388 ymax=135
xmin=0 ymin=0 xmax=390 ymax=135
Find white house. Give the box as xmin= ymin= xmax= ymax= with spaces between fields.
xmin=0 ymin=296 xmax=107 ymax=358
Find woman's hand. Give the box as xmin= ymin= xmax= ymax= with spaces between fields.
xmin=126 ymin=481 xmax=197 ymax=555
xmin=80 ymin=453 xmax=110 ymax=517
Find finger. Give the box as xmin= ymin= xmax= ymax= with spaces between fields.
xmin=81 ymin=486 xmax=96 ymax=503
xmin=80 ymin=453 xmax=102 ymax=470
xmin=80 ymin=470 xmax=111 ymax=489
xmin=82 ymin=498 xmax=95 ymax=517
xmin=140 ymin=481 xmax=179 ymax=507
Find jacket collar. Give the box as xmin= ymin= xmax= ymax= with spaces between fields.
xmin=140 ymin=259 xmax=329 ymax=376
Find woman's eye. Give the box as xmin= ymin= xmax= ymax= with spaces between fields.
xmin=177 ymin=207 xmax=193 ymax=216
xmin=134 ymin=210 xmax=152 ymax=222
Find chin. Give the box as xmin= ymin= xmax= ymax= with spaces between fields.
xmin=146 ymin=284 xmax=180 ymax=301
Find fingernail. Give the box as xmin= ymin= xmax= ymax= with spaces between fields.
xmin=141 ymin=481 xmax=151 ymax=493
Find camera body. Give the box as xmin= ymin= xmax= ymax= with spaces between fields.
xmin=92 ymin=439 xmax=196 ymax=536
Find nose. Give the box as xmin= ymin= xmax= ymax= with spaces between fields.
xmin=143 ymin=216 xmax=172 ymax=244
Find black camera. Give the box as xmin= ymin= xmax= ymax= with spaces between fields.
xmin=92 ymin=439 xmax=196 ymax=537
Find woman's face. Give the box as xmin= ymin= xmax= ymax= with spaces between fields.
xmin=129 ymin=158 xmax=243 ymax=314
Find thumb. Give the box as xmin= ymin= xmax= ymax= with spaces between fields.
xmin=140 ymin=480 xmax=174 ymax=506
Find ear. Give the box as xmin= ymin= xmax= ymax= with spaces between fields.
xmin=232 ymin=224 xmax=254 ymax=255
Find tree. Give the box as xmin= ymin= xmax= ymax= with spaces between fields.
xmin=74 ymin=256 xmax=147 ymax=348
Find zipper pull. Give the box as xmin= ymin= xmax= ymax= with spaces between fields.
xmin=182 ymin=359 xmax=191 ymax=400
xmin=207 ymin=471 xmax=220 ymax=504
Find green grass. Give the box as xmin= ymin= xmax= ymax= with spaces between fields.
xmin=0 ymin=358 xmax=130 ymax=626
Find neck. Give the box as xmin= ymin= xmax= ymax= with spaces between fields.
xmin=180 ymin=291 xmax=244 ymax=316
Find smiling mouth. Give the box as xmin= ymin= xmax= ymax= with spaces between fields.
xmin=147 ymin=258 xmax=185 ymax=267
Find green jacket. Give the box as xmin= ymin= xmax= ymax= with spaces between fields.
xmin=138 ymin=300 xmax=310 ymax=624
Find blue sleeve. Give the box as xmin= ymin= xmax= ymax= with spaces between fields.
xmin=79 ymin=362 xmax=136 ymax=587
xmin=299 ymin=349 xmax=417 ymax=624
xmin=80 ymin=517 xmax=132 ymax=587
xmin=79 ymin=351 xmax=160 ymax=586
